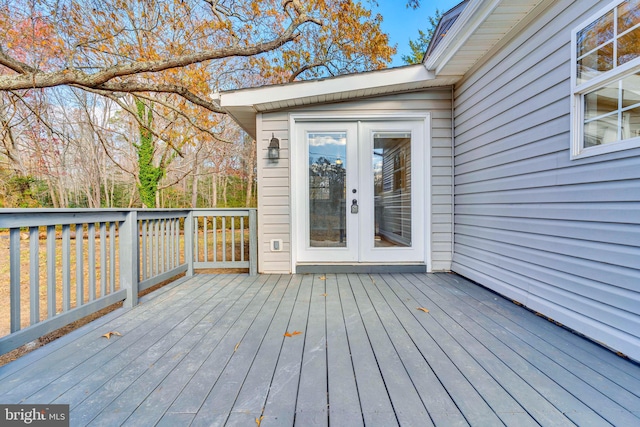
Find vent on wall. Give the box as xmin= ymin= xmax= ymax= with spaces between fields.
xmin=270 ymin=239 xmax=283 ymax=252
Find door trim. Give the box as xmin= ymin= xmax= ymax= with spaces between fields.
xmin=290 ymin=112 xmax=431 ymax=273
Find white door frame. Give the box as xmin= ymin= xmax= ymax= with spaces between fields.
xmin=293 ymin=121 xmax=359 ymax=263
xmin=290 ymin=113 xmax=431 ymax=272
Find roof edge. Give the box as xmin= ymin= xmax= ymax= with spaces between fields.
xmin=219 ymin=64 xmax=433 ymax=108
xmin=424 ymin=0 xmax=498 ymax=74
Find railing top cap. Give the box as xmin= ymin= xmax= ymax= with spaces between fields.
xmin=0 ymin=208 xmax=256 ymax=214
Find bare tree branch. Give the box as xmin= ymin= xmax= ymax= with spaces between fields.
xmin=0 ymin=50 xmax=37 ymax=74
xmin=95 ymin=81 xmax=225 ymax=113
xmin=82 ymin=88 xmax=187 ymax=157
xmin=288 ymin=61 xmax=331 ymax=82
xmin=0 ymin=11 xmax=314 ymax=113
xmin=127 ymin=92 xmax=233 ymax=144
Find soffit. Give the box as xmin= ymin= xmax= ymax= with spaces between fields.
xmin=424 ymin=0 xmax=546 ymax=76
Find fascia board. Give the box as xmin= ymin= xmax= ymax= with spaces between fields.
xmin=424 ymin=0 xmax=501 ymax=75
xmin=219 ymin=65 xmax=434 ymax=108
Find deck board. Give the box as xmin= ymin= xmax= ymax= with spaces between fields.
xmin=120 ymin=274 xmax=264 ymax=426
xmin=339 ymin=274 xmax=398 ymax=427
xmin=325 ymin=274 xmax=364 ymax=427
xmin=1 ymin=273 xmax=639 ymax=426
xmin=351 ymin=273 xmax=432 ymax=427
xmin=76 ymin=274 xmax=264 ymax=425
xmin=225 ymin=275 xmax=302 ymax=425
xmin=260 ymin=273 xmax=314 ymax=427
xmin=431 ymin=273 xmax=640 ymax=422
xmin=294 ymin=274 xmax=328 ymax=426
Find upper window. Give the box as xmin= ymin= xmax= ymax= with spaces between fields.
xmin=572 ymin=0 xmax=640 ymax=158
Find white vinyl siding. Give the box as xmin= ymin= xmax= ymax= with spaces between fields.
xmin=453 ymin=0 xmax=640 ymax=361
xmin=256 ymin=89 xmax=453 ymax=273
xmin=256 ymin=112 xmax=291 ymax=274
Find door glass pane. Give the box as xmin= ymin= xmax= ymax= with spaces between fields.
xmin=373 ymin=132 xmax=411 ymax=248
xmin=308 ymin=132 xmax=347 ymax=247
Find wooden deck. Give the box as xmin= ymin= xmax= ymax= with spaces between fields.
xmin=1 ymin=273 xmax=639 ymax=426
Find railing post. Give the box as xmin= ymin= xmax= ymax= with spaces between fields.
xmin=9 ymin=228 xmax=21 ymax=333
xmin=120 ymin=210 xmax=139 ymax=308
xmin=185 ymin=211 xmax=194 ymax=276
xmin=249 ymin=209 xmax=258 ymax=276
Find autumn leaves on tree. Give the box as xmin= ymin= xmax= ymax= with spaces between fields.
xmin=0 ymin=0 xmax=396 ymax=208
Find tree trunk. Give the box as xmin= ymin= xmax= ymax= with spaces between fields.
xmin=48 ymin=180 xmax=60 ymax=208
xmin=222 ymin=175 xmax=228 ymax=207
xmin=211 ymin=173 xmax=217 ymax=208
xmin=191 ymin=164 xmax=199 ymax=208
xmin=0 ymin=117 xmax=26 ymax=176
xmin=245 ymin=139 xmax=255 ymax=207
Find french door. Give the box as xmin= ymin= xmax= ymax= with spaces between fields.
xmin=294 ymin=120 xmax=426 ymax=264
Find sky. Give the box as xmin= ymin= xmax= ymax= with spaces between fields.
xmin=372 ymin=0 xmax=462 ymax=67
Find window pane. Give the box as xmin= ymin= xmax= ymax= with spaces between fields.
xmin=584 ymin=114 xmax=618 ymax=147
xmin=585 ymin=81 xmax=619 ymax=119
xmin=578 ymin=42 xmax=613 ymax=83
xmin=373 ymin=132 xmax=411 ymax=248
xmin=308 ymin=132 xmax=346 ymax=248
xmin=617 ymin=26 xmax=640 ymax=66
xmin=577 ymin=10 xmax=614 ymax=57
xmin=622 ymin=72 xmax=640 ymax=108
xmin=621 ymin=106 xmax=640 ymax=140
xmin=617 ymin=0 xmax=640 ymax=33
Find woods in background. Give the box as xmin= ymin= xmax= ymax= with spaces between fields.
xmin=1 ymin=0 xmax=396 ymax=208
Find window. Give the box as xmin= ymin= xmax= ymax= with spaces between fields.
xmin=572 ymin=0 xmax=640 ymax=158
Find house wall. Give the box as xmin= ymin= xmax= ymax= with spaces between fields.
xmin=452 ymin=0 xmax=640 ymax=361
xmin=256 ymin=89 xmax=453 ymax=273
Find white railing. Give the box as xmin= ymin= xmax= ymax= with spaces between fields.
xmin=0 ymin=208 xmax=257 ymax=354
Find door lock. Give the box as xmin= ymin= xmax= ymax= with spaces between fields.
xmin=351 ymin=199 xmax=359 ymax=214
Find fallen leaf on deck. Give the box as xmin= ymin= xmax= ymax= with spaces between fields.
xmin=284 ymin=331 xmax=303 ymax=337
xmin=256 ymin=415 xmax=264 ymax=426
xmin=318 ymin=275 xmax=326 ymax=280
xmin=321 ymin=293 xmax=328 ymax=297
xmin=416 ymin=307 xmax=429 ymax=313
xmin=234 ymin=342 xmax=241 ymax=352
xmin=102 ymin=331 xmax=122 ymax=339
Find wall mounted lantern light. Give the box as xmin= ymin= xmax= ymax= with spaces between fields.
xmin=268 ymin=133 xmax=280 ymax=160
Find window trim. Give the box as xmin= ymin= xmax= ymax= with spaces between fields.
xmin=571 ymin=0 xmax=640 ymax=159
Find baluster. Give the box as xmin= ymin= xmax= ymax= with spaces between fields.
xmin=46 ymin=225 xmax=56 ymax=318
xmin=10 ymin=228 xmax=21 ymax=332
xmin=62 ymin=224 xmax=71 ymax=311
xmin=203 ymin=216 xmax=208 ymax=263
xmin=29 ymin=226 xmax=40 ymax=325
xmin=100 ymin=222 xmax=107 ymax=297
xmin=240 ymin=216 xmax=245 ymax=262
xmin=88 ymin=223 xmax=96 ymax=302
xmin=110 ymin=222 xmax=116 ymax=293
xmin=222 ymin=216 xmax=227 ymax=263
xmin=231 ymin=216 xmax=236 ymax=262
xmin=76 ymin=224 xmax=84 ymax=306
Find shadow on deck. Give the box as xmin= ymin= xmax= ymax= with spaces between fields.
xmin=0 ymin=273 xmax=639 ymax=426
